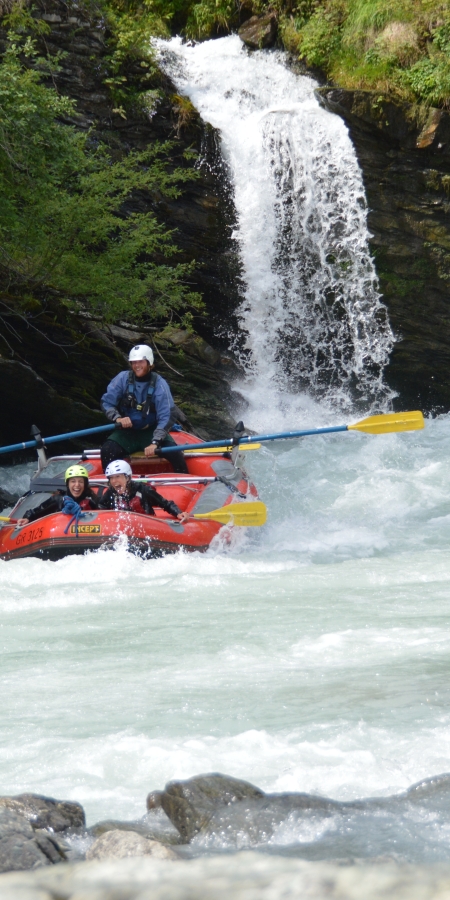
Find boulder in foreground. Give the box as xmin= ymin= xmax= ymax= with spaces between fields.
xmin=2 ymin=853 xmax=450 ymax=900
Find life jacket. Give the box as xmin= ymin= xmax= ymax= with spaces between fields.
xmin=129 ymin=494 xmax=145 ymax=515
xmin=79 ymin=497 xmax=94 ymax=510
xmin=106 ymin=483 xmax=156 ymax=516
xmin=119 ymin=372 xmax=158 ymax=430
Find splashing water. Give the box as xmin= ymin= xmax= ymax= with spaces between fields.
xmin=156 ymin=36 xmax=394 ymax=420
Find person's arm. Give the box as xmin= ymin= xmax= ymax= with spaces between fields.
xmin=152 ymin=377 xmax=172 ymax=444
xmin=143 ymin=485 xmax=188 ymax=522
xmin=144 ymin=377 xmax=174 ymax=457
xmin=101 ymin=373 xmax=132 ymax=427
xmin=17 ymin=494 xmax=64 ymax=526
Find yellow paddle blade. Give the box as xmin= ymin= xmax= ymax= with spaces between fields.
xmin=194 ymin=500 xmax=267 ymax=526
xmin=0 ymin=516 xmax=11 ymax=521
xmin=185 ymin=443 xmax=261 ymax=454
xmin=348 ymin=410 xmax=425 ymax=435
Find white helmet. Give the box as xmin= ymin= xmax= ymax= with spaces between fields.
xmin=105 ymin=460 xmax=132 ymax=478
xmin=128 ymin=344 xmax=154 ymax=365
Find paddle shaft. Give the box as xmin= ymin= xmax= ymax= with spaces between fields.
xmin=0 ymin=423 xmax=345 ymax=457
xmin=0 ymin=424 xmax=115 ymax=456
xmin=0 ymin=411 xmax=423 ymax=458
xmin=159 ymin=425 xmax=349 ymax=454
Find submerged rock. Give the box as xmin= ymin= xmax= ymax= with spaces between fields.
xmin=0 ymin=794 xmax=85 ymax=832
xmin=238 ymin=14 xmax=278 ymax=49
xmin=0 ymin=809 xmax=66 ymax=874
xmin=157 ymin=770 xmax=450 ymax=858
xmin=159 ymin=773 xmax=351 ymax=847
xmin=89 ymin=810 xmax=181 ymax=846
xmin=160 ymin=773 xmax=265 ymax=841
xmin=86 ymin=830 xmax=178 ymax=861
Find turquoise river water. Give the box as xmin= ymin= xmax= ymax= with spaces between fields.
xmin=2 ymin=409 xmax=450 ymax=862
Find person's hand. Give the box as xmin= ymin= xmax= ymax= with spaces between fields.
xmin=16 ymin=518 xmax=29 ymax=526
xmin=177 ymin=511 xmax=189 ymax=524
xmin=116 ymin=417 xmax=133 ymax=428
xmin=144 ymin=443 xmax=158 ymax=458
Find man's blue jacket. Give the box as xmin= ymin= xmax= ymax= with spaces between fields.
xmin=101 ymin=371 xmax=174 ymax=444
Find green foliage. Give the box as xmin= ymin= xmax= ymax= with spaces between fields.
xmin=185 ymin=0 xmax=239 ymax=38
xmin=402 ymin=55 xmax=450 ymax=106
xmin=297 ymin=1 xmax=344 ymax=68
xmin=266 ymin=0 xmax=450 ymax=107
xmin=0 ymin=40 xmax=202 ymax=323
xmin=96 ymin=0 xmax=167 ymax=110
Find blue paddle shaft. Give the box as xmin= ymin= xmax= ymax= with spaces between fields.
xmin=0 ymin=424 xmax=114 ymax=456
xmin=0 ymin=422 xmax=349 ymax=458
xmin=161 ymin=424 xmax=349 ymax=453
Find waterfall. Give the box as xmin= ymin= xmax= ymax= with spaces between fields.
xmin=156 ymin=36 xmax=394 ymax=424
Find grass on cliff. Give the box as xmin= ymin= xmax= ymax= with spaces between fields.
xmin=158 ymin=0 xmax=450 ymax=107
xmin=280 ymin=0 xmax=450 ymax=107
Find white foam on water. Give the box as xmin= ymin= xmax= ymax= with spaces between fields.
xmin=1 ymin=419 xmax=450 ymax=837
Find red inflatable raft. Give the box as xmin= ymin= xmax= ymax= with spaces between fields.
xmin=0 ymin=430 xmax=260 ymax=561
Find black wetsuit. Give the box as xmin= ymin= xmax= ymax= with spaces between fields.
xmin=100 ymin=481 xmax=181 ymax=517
xmin=23 ymin=489 xmax=100 ymax=523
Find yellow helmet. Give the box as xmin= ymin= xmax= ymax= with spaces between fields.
xmin=65 ymin=465 xmax=89 ymax=481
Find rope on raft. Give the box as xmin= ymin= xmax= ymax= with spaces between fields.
xmin=62 ymin=496 xmax=87 ymax=536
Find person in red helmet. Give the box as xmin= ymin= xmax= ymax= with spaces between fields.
xmin=100 ymin=344 xmax=188 ymax=474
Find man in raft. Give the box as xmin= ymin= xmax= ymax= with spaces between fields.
xmin=16 ymin=465 xmax=99 ymax=526
xmin=102 ymin=460 xmax=189 ymax=522
xmin=100 ymin=344 xmax=188 ymax=474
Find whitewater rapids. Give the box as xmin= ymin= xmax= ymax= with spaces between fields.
xmin=2 ymin=414 xmax=450 ymax=862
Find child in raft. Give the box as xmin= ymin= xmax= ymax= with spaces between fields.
xmin=16 ymin=465 xmax=100 ymax=526
xmin=102 ymin=459 xmax=189 ymax=522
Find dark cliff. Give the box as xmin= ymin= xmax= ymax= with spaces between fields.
xmin=318 ymin=88 xmax=450 ymax=413
xmin=0 ymin=0 xmax=242 ymax=450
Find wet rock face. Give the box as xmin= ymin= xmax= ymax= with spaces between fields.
xmin=0 ymin=794 xmax=85 ymax=832
xmin=238 ymin=14 xmax=278 ymax=49
xmin=0 ymin=358 xmax=106 ymax=448
xmin=0 ymin=809 xmax=66 ymax=874
xmin=0 ymin=311 xmax=236 ymax=450
xmin=160 ymin=773 xmax=265 ymax=841
xmin=317 ymin=88 xmax=450 ymax=412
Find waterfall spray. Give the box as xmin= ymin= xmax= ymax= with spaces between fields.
xmin=157 ymin=36 xmax=394 ymax=419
